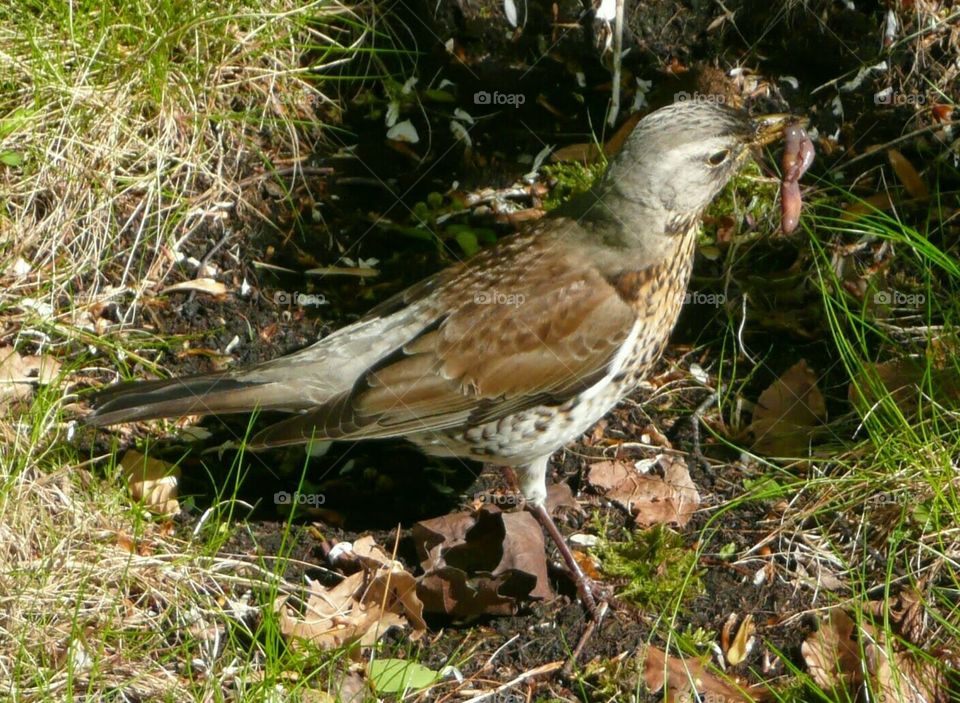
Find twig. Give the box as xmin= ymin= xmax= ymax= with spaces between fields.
xmin=607 ymin=0 xmax=625 ymax=127
xmin=459 ymin=661 xmax=564 ymax=702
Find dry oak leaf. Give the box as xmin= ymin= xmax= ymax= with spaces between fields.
xmin=412 ymin=505 xmax=551 ymax=618
xmin=749 ymin=359 xmax=827 ymax=456
xmin=866 ymin=641 xmax=948 ymax=703
xmin=0 ymin=346 xmax=61 ymax=407
xmin=887 ymin=148 xmax=930 ymax=201
xmin=804 ymin=605 xmax=952 ymax=701
xmin=276 ymin=536 xmax=426 ymax=650
xmin=587 ymin=455 xmax=700 ymax=527
xmin=849 ymin=358 xmax=960 ymax=419
xmin=119 ymin=450 xmax=181 ymax=516
xmin=801 ymin=608 xmax=863 ymax=692
xmin=641 ymin=644 xmax=769 ymax=702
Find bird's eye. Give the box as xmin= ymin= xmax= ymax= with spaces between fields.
xmin=707 ymin=149 xmax=731 ymax=166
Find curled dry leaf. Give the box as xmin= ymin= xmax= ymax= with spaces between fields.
xmin=866 ymin=642 xmax=947 ymax=703
xmin=587 ymin=455 xmax=700 ymax=527
xmin=0 ymin=347 xmax=61 ymax=407
xmin=863 ymin=588 xmax=927 ymax=647
xmin=412 ymin=505 xmax=551 ymax=618
xmin=801 ymin=609 xmax=863 ymax=692
xmin=749 ymin=359 xmax=826 ymax=457
xmin=276 ymin=535 xmax=426 ymax=650
xmin=119 ymin=450 xmax=181 ymax=516
xmin=641 ymin=644 xmax=769 ymax=702
xmin=887 ymin=148 xmax=929 ymax=201
xmin=849 ymin=358 xmax=960 ymax=419
xmin=725 ymin=614 xmax=757 ymax=666
xmin=804 ymin=605 xmax=949 ymax=702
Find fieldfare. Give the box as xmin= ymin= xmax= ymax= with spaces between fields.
xmin=89 ymin=102 xmax=794 ymax=620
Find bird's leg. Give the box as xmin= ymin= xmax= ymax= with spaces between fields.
xmin=514 ymin=456 xmax=604 ymax=623
xmin=527 ymin=501 xmax=602 ymax=622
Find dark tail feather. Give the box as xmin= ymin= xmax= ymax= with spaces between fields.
xmin=87 ymin=373 xmax=292 ymax=426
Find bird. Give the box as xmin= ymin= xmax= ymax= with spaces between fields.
xmin=88 ymin=101 xmax=790 ymax=621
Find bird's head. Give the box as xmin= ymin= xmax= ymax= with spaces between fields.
xmin=598 ymin=101 xmax=789 ymax=234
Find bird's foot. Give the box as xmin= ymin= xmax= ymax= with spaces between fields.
xmin=525 ymin=501 xmax=607 ymax=623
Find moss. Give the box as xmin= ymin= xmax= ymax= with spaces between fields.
xmin=700 ymin=160 xmax=779 ymax=244
xmin=541 ymin=160 xmax=606 ymax=211
xmin=594 ymin=525 xmax=704 ymax=612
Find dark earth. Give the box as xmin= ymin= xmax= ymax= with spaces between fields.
xmin=82 ymin=0 xmax=960 ymax=698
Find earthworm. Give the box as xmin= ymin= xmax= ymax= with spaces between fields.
xmin=780 ymin=124 xmax=814 ymax=234
xmin=781 ymin=179 xmax=802 ymax=235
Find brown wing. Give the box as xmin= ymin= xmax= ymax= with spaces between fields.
xmin=250 ymin=243 xmax=638 ymax=447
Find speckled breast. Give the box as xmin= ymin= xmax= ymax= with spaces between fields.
xmin=411 ymin=233 xmax=698 ymax=468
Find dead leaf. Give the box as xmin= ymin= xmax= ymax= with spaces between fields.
xmin=863 ymin=588 xmax=927 ymax=646
xmin=726 ymin=614 xmax=756 ymax=666
xmin=587 ymin=456 xmax=700 ymax=527
xmin=0 ymin=347 xmax=61 ymax=406
xmin=276 ymin=536 xmax=426 ymax=650
xmin=550 ymin=112 xmax=642 ymax=164
xmin=866 ymin=643 xmax=947 ymax=703
xmin=119 ymin=450 xmax=181 ymax=516
xmin=550 ymin=142 xmax=601 ymax=163
xmin=749 ymin=359 xmax=827 ymax=456
xmin=840 ymin=192 xmax=895 ymax=221
xmin=803 ymin=602 xmax=951 ymax=702
xmin=641 ymin=645 xmax=768 ymax=702
xmin=545 ymin=481 xmax=581 ymax=516
xmin=412 ymin=505 xmax=551 ymax=618
xmin=849 ymin=359 xmax=960 ymax=418
xmin=801 ymin=609 xmax=863 ymax=691
xmin=887 ymin=149 xmax=930 ymax=200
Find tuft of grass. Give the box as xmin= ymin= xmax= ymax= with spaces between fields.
xmin=0 ymin=1 xmax=403 ymax=699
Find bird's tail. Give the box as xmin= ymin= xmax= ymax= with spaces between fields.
xmin=86 ymin=372 xmax=299 ymax=427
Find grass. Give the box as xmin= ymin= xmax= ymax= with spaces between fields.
xmin=2 ymin=0 xmax=960 ymax=700
xmin=610 ymin=150 xmax=960 ymax=699
xmin=0 ymin=0 xmax=398 ymax=699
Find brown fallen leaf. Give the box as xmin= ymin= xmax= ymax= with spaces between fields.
xmin=849 ymin=358 xmax=960 ymax=419
xmin=587 ymin=456 xmax=700 ymax=527
xmin=802 ymin=609 xmax=862 ymax=692
xmin=0 ymin=346 xmax=61 ymax=407
xmin=550 ymin=112 xmax=642 ymax=164
xmin=277 ymin=535 xmax=425 ymax=650
xmin=866 ymin=642 xmax=947 ymax=703
xmin=805 ymin=603 xmax=949 ymax=702
xmin=749 ymin=359 xmax=827 ymax=456
xmin=641 ymin=644 xmax=769 ymax=702
xmin=545 ymin=480 xmax=581 ymax=517
xmin=412 ymin=505 xmax=550 ymax=618
xmin=887 ymin=149 xmax=930 ymax=201
xmin=840 ymin=192 xmax=895 ymax=221
xmin=119 ymin=450 xmax=181 ymax=516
